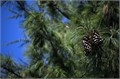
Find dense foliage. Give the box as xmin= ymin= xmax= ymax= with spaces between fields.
xmin=0 ymin=0 xmax=119 ymax=78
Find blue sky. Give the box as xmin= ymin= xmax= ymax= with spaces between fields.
xmin=1 ymin=3 xmax=28 ymax=63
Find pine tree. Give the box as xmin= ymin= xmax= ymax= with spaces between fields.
xmin=0 ymin=0 xmax=119 ymax=78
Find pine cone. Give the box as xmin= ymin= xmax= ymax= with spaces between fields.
xmin=82 ymin=30 xmax=103 ymax=56
xmin=91 ymin=30 xmax=103 ymax=45
xmin=82 ymin=36 xmax=92 ymax=53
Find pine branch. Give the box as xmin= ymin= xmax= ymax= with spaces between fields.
xmin=47 ymin=1 xmax=70 ymax=20
xmin=1 ymin=65 xmax=22 ymax=78
xmin=1 ymin=1 xmax=6 ymax=6
xmin=16 ymin=1 xmax=31 ymax=15
xmin=56 ymin=7 xmax=70 ymax=19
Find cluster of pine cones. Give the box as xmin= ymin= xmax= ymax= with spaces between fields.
xmin=82 ymin=30 xmax=103 ymax=56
